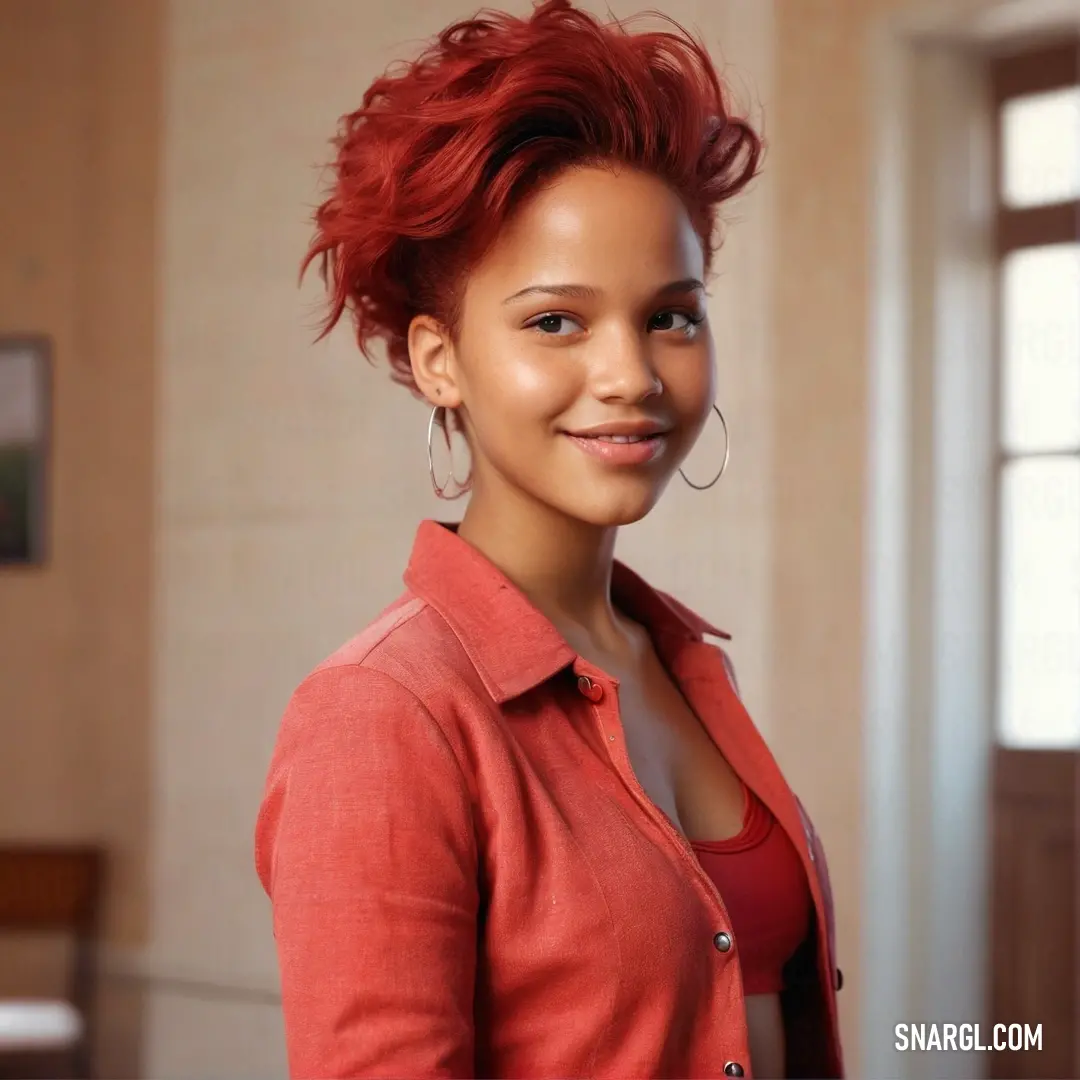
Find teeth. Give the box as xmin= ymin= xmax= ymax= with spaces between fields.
xmin=595 ymin=434 xmax=650 ymax=443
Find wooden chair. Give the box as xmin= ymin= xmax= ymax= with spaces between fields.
xmin=0 ymin=845 xmax=104 ymax=1080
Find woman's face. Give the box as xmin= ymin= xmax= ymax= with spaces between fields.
xmin=415 ymin=165 xmax=716 ymax=527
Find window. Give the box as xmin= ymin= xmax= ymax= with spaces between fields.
xmin=992 ymin=41 xmax=1080 ymax=748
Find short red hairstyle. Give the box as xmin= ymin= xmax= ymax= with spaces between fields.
xmin=304 ymin=0 xmax=763 ymax=394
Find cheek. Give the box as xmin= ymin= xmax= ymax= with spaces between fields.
xmin=662 ymin=343 xmax=716 ymax=418
xmin=468 ymin=344 xmax=582 ymax=428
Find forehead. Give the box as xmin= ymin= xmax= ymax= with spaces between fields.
xmin=468 ymin=166 xmax=705 ymax=299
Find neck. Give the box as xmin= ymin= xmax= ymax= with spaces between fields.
xmin=456 ymin=483 xmax=623 ymax=649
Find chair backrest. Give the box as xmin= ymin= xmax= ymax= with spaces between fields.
xmin=0 ymin=846 xmax=105 ymax=1076
xmin=0 ymin=846 xmax=103 ymax=935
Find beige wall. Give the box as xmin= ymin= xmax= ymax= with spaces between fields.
xmin=771 ymin=0 xmax=907 ymax=1063
xmin=0 ymin=0 xmax=160 ymax=947
xmin=770 ymin=4 xmax=1002 ymax=1069
xmin=0 ymin=2 xmax=160 ymax=1072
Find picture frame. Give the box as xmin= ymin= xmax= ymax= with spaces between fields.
xmin=0 ymin=335 xmax=51 ymax=566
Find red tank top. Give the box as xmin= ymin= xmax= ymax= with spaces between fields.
xmin=691 ymin=783 xmax=812 ymax=994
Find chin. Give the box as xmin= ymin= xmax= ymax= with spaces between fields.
xmin=558 ymin=481 xmax=668 ymax=528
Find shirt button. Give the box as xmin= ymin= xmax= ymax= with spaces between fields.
xmin=723 ymin=1063 xmax=745 ymax=1077
xmin=713 ymin=931 xmax=732 ymax=952
xmin=836 ymin=967 xmax=844 ymax=991
xmin=577 ymin=675 xmax=603 ymax=703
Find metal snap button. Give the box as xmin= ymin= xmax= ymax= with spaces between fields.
xmin=577 ymin=675 xmax=603 ymax=703
xmin=713 ymin=931 xmax=732 ymax=953
xmin=723 ymin=1063 xmax=744 ymax=1077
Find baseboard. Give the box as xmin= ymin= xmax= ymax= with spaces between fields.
xmin=99 ymin=948 xmax=281 ymax=1005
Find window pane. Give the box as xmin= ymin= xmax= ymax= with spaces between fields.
xmin=1001 ymin=244 xmax=1080 ymax=453
xmin=997 ymin=457 xmax=1080 ymax=747
xmin=1001 ymin=86 xmax=1080 ymax=208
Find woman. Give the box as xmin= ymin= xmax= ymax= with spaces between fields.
xmin=255 ymin=1 xmax=843 ymax=1077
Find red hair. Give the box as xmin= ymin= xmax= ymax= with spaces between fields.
xmin=304 ymin=0 xmax=763 ymax=394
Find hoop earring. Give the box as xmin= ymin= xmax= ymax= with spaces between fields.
xmin=679 ymin=403 xmax=729 ymax=491
xmin=427 ymin=405 xmax=472 ymax=500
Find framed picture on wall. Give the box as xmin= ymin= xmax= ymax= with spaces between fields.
xmin=0 ymin=336 xmax=51 ymax=565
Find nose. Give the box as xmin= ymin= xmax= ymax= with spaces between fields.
xmin=586 ymin=323 xmax=662 ymax=404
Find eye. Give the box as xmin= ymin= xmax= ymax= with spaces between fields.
xmin=649 ymin=310 xmax=704 ymax=336
xmin=526 ymin=313 xmax=584 ymax=336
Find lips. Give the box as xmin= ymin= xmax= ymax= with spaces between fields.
xmin=562 ymin=430 xmax=669 ymax=466
xmin=575 ymin=433 xmax=656 ymax=444
xmin=563 ymin=417 xmax=671 ymax=438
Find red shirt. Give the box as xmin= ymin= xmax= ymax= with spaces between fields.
xmin=255 ymin=520 xmax=844 ymax=1079
xmin=690 ymin=785 xmax=814 ymax=995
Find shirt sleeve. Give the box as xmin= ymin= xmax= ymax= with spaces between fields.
xmin=255 ymin=663 xmax=479 ymax=1079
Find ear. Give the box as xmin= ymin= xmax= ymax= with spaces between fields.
xmin=408 ymin=315 xmax=462 ymax=409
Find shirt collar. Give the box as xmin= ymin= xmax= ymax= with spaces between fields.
xmin=403 ymin=520 xmax=730 ymax=704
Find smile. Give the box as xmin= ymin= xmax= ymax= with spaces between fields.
xmin=563 ymin=432 xmax=668 ymax=465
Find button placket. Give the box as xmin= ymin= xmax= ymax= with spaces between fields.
xmin=577 ymin=660 xmax=740 ymax=1026
xmin=576 ymin=674 xmax=616 ymax=741
xmin=576 ymin=675 xmax=604 ymax=703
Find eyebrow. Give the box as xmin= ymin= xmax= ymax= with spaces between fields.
xmin=501 ymin=278 xmax=706 ymax=305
